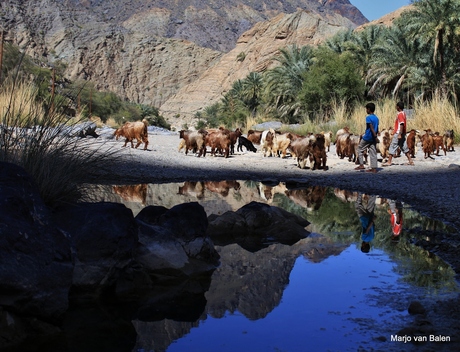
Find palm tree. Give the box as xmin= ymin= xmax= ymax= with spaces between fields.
xmin=241 ymin=72 xmax=264 ymax=117
xmin=346 ymin=25 xmax=386 ymax=85
xmin=402 ymin=0 xmax=460 ymax=96
xmin=325 ymin=29 xmax=354 ymax=54
xmin=367 ymin=23 xmax=432 ymax=100
xmin=264 ymin=44 xmax=313 ymax=122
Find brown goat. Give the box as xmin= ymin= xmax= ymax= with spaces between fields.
xmin=421 ymin=131 xmax=434 ymax=159
xmin=114 ymin=120 xmax=149 ymax=150
xmin=443 ymin=129 xmax=455 ymax=152
xmin=224 ymin=127 xmax=242 ymax=154
xmin=406 ymin=129 xmax=417 ymax=158
xmin=309 ymin=133 xmax=327 ymax=170
xmin=335 ymin=132 xmax=352 ymax=159
xmin=289 ymin=135 xmax=314 ymax=169
xmin=433 ymin=132 xmax=447 ymax=156
xmin=247 ymin=130 xmax=263 ymax=145
xmin=179 ymin=129 xmax=207 ymax=157
xmin=205 ymin=130 xmax=231 ymax=158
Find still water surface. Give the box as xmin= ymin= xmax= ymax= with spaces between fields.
xmin=85 ymin=181 xmax=458 ymax=352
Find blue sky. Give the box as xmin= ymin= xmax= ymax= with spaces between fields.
xmin=349 ymin=0 xmax=412 ymax=21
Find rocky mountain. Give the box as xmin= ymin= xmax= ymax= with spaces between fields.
xmin=161 ymin=9 xmax=359 ymax=128
xmin=0 ymin=0 xmax=368 ymax=126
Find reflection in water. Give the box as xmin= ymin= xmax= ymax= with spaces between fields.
xmin=76 ymin=181 xmax=460 ymax=351
xmin=112 ymin=184 xmax=148 ymax=205
xmin=388 ymin=199 xmax=403 ymax=242
xmin=355 ymin=193 xmax=377 ymax=253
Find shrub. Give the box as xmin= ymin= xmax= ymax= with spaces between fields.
xmin=0 ymin=79 xmax=118 ymax=206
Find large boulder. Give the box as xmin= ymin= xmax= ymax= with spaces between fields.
xmin=53 ymin=202 xmax=139 ymax=290
xmin=59 ymin=121 xmax=99 ymax=138
xmin=207 ymin=201 xmax=311 ymax=252
xmin=135 ymin=203 xmax=220 ymax=278
xmin=0 ymin=162 xmax=73 ymax=321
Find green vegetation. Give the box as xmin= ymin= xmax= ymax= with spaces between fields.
xmin=196 ymin=0 xmax=460 ymax=141
xmin=1 ymin=42 xmax=170 ymax=129
xmin=268 ymin=186 xmax=458 ymax=292
xmin=0 ymin=43 xmax=168 ymax=206
xmin=0 ymin=79 xmax=118 ymax=206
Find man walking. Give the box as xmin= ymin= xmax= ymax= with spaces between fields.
xmin=382 ymin=102 xmax=414 ymax=166
xmin=355 ymin=102 xmax=379 ymax=173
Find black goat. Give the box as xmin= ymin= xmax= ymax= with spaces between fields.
xmin=237 ymin=136 xmax=257 ymax=153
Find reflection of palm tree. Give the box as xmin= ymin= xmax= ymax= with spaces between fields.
xmin=403 ymin=0 xmax=460 ymax=96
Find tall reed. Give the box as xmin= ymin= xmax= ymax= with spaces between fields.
xmin=1 ymin=79 xmax=118 ymax=206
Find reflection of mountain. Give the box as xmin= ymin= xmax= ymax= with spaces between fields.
xmin=79 ymin=181 xmax=458 ymax=352
xmin=205 ymin=236 xmax=349 ymax=321
xmin=133 ymin=319 xmax=200 ymax=352
xmin=130 ymin=235 xmax=349 ymax=351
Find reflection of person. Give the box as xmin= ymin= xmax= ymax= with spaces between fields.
xmin=355 ymin=103 xmax=379 ymax=173
xmin=382 ymin=101 xmax=414 ymax=167
xmin=355 ymin=193 xmax=377 ymax=253
xmin=388 ymin=200 xmax=403 ymax=242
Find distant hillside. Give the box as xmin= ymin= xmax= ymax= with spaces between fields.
xmin=160 ymin=10 xmax=360 ymax=129
xmin=62 ymin=0 xmax=368 ymax=52
xmin=0 ymin=0 xmax=368 ymax=124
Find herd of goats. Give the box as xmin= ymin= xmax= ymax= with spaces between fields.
xmin=113 ymin=119 xmax=456 ymax=170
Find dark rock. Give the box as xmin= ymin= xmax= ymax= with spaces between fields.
xmin=53 ymin=202 xmax=138 ymax=290
xmin=0 ymin=162 xmax=73 ymax=322
xmin=408 ymin=301 xmax=427 ymax=315
xmin=207 ymin=201 xmax=310 ymax=251
xmin=60 ymin=121 xmax=99 ymax=138
xmin=135 ymin=202 xmax=220 ymax=278
xmin=136 ymin=205 xmax=169 ymax=225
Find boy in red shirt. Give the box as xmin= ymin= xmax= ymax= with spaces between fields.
xmin=382 ymin=102 xmax=414 ymax=166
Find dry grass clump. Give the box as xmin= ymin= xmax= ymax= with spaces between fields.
xmin=336 ymin=97 xmax=460 ymax=140
xmin=411 ymin=95 xmax=460 ymax=136
xmin=0 ymin=80 xmax=118 ymax=206
xmin=259 ymin=96 xmax=460 ymax=143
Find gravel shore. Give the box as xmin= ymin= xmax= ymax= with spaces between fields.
xmin=89 ymin=130 xmax=460 ymax=274
xmin=92 ymin=131 xmax=460 ymax=231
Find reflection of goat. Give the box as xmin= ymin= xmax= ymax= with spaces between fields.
xmin=286 ymin=186 xmax=327 ymax=211
xmin=205 ymin=181 xmax=240 ymax=197
xmin=113 ymin=184 xmax=148 ymax=205
xmin=257 ymin=182 xmax=288 ymax=203
xmin=178 ymin=181 xmax=205 ymax=199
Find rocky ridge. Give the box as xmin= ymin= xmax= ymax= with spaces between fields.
xmin=0 ymin=0 xmax=366 ymax=123
xmin=160 ymin=9 xmax=358 ymax=129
